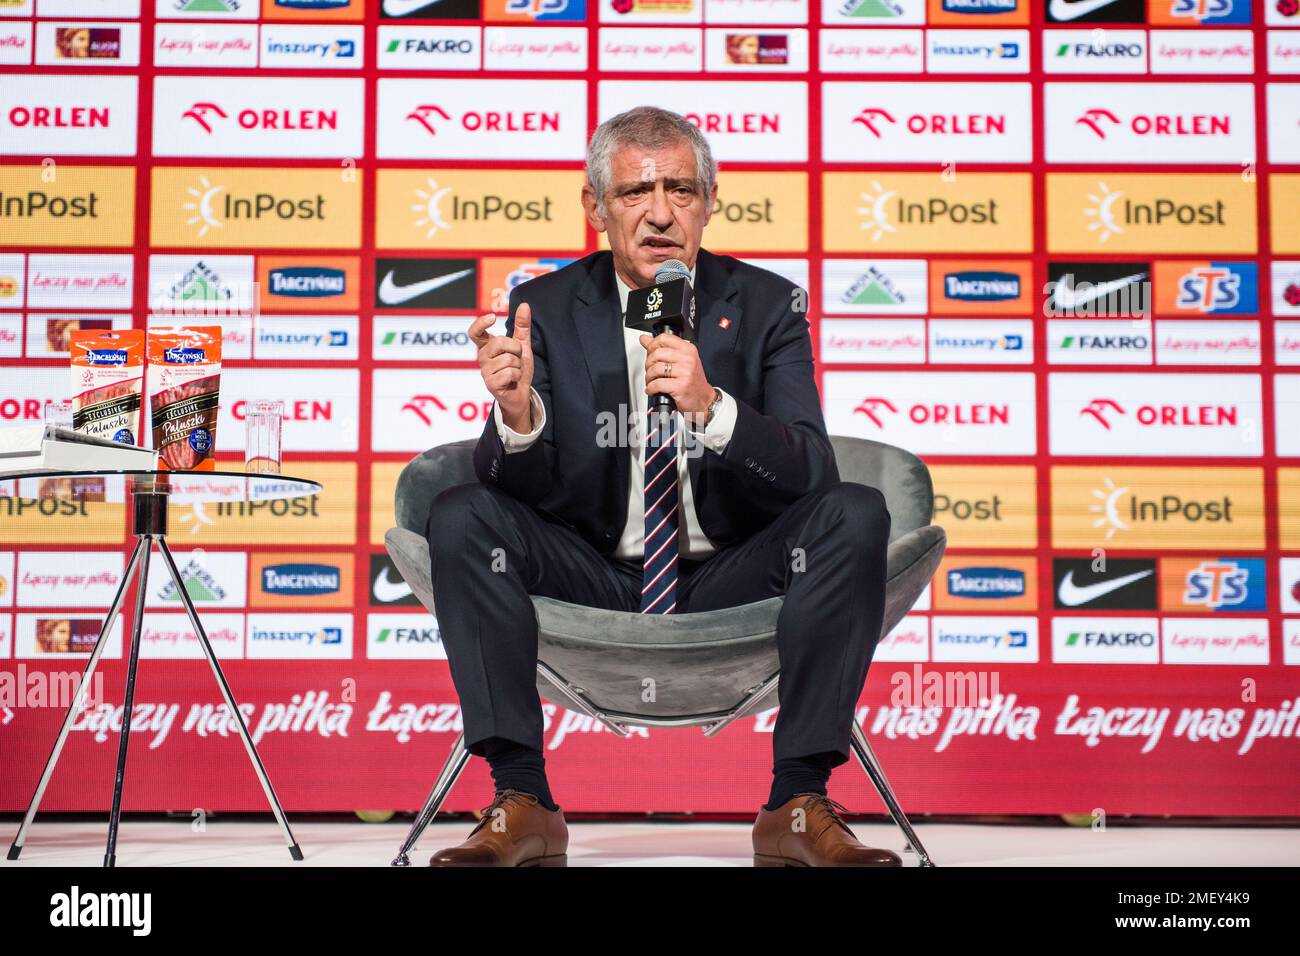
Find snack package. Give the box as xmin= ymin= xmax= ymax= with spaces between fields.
xmin=69 ymin=328 xmax=145 ymax=445
xmin=147 ymin=327 xmax=222 ymax=471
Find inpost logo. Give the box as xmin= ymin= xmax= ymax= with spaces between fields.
xmin=1274 ymin=467 xmax=1300 ymax=550
xmin=1271 ymin=175 xmax=1300 ymax=256
xmin=172 ymin=462 xmax=357 ymax=544
xmin=929 ymin=464 xmax=1038 ymax=549
xmin=597 ymin=171 xmax=808 ymax=254
xmin=1051 ymin=466 xmax=1264 ymax=550
xmin=376 ymin=169 xmax=586 ymax=250
xmin=0 ymin=165 xmax=134 ymax=247
xmin=1046 ymin=174 xmax=1256 ymax=254
xmin=823 ymin=172 xmax=1032 ymax=253
xmin=151 ymin=167 xmax=361 ymax=249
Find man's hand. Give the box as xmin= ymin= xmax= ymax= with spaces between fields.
xmin=470 ymin=302 xmax=534 ymax=433
xmin=640 ymin=331 xmax=715 ymax=423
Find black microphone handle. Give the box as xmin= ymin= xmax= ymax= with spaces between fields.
xmin=651 ymin=321 xmax=677 ymax=415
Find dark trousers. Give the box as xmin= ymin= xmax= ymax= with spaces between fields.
xmin=425 ymin=480 xmax=891 ymax=768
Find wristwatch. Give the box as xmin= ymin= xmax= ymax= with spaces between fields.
xmin=703 ymin=387 xmax=724 ymax=428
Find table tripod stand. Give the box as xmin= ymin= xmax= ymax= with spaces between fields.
xmin=6 ymin=474 xmax=303 ymax=866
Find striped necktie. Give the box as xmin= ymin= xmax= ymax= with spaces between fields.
xmin=640 ymin=401 xmax=679 ymax=614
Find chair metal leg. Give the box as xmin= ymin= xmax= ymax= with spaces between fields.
xmin=391 ymin=732 xmax=470 ymax=867
xmin=849 ymin=720 xmax=935 ymax=867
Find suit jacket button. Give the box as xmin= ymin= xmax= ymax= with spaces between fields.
xmin=745 ymin=457 xmax=755 ymax=467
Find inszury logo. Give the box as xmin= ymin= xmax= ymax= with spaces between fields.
xmin=852 ymin=107 xmax=1007 ymax=139
xmin=374 ymin=258 xmax=476 ymax=308
xmin=1053 ymin=558 xmax=1156 ymax=609
xmin=182 ymin=102 xmax=339 ymax=134
xmin=1078 ymin=397 xmax=1240 ymax=430
xmin=406 ymin=105 xmax=562 ymax=136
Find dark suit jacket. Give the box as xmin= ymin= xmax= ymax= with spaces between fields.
xmin=473 ymin=247 xmax=839 ymax=556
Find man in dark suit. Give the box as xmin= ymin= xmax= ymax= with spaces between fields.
xmin=425 ymin=106 xmax=897 ymax=867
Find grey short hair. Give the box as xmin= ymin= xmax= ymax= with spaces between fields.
xmin=585 ymin=106 xmax=718 ymax=218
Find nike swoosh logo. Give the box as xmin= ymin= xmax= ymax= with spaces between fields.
xmin=1051 ymin=273 xmax=1147 ymax=311
xmin=378 ymin=268 xmax=473 ymax=306
xmin=373 ymin=566 xmax=414 ymax=603
xmin=383 ymin=0 xmax=444 ymax=15
xmin=1049 ymin=0 xmax=1122 ymax=20
xmin=1057 ymin=569 xmax=1153 ymax=607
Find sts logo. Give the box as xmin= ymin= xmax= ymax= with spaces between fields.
xmin=1162 ymin=558 xmax=1265 ymax=611
xmin=1155 ymin=261 xmax=1257 ymax=315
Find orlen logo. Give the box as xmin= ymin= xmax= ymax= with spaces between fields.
xmin=182 ymin=102 xmax=338 ymax=134
xmin=684 ymin=111 xmax=780 ymax=134
xmin=402 ymin=394 xmax=491 ymax=426
xmin=1074 ymin=107 xmax=1231 ymax=140
xmin=231 ymin=398 xmax=331 ymax=422
xmin=1 ymin=397 xmax=48 ymax=421
xmin=8 ymin=105 xmax=109 ymax=128
xmin=853 ymin=396 xmax=1009 ymax=427
xmin=1079 ymin=398 xmax=1238 ymax=430
xmin=406 ymin=104 xmax=562 ymax=136
xmin=852 ymin=107 xmax=1006 ymax=139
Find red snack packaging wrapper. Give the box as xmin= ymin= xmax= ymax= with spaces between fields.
xmin=147 ymin=327 xmax=222 ymax=471
xmin=69 ymin=329 xmax=145 ymax=446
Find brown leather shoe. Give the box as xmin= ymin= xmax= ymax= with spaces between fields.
xmin=752 ymin=793 xmax=902 ymax=867
xmin=429 ymin=790 xmax=568 ymax=867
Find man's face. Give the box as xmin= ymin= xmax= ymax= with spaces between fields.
xmin=582 ymin=138 xmax=717 ymax=289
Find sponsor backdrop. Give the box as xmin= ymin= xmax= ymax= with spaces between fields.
xmin=1 ymin=0 xmax=1299 ymax=817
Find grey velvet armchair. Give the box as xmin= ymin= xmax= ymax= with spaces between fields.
xmin=383 ymin=435 xmax=945 ymax=866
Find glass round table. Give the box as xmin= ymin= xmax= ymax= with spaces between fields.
xmin=1 ymin=469 xmax=321 ymax=867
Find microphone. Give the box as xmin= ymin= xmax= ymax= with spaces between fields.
xmin=624 ymin=259 xmax=697 ymax=415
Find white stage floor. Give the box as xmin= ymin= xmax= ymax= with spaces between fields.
xmin=3 ymin=819 xmax=1298 ymax=867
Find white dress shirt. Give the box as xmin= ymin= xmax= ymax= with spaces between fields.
xmin=492 ymin=264 xmax=739 ymax=560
